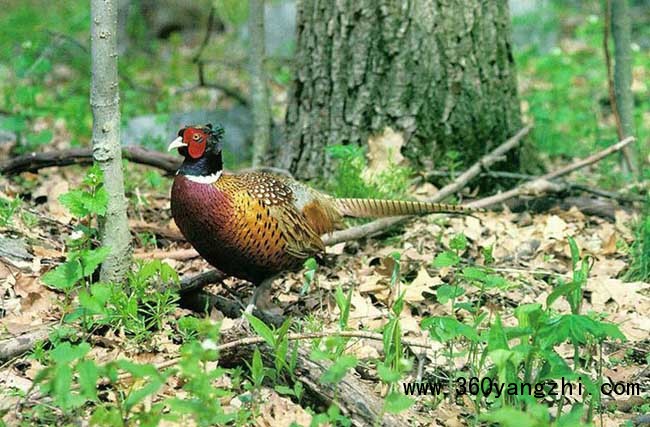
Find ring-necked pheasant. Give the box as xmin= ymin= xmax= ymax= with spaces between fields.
xmin=168 ymin=124 xmax=482 ymax=313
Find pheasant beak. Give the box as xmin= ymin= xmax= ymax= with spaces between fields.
xmin=167 ymin=136 xmax=186 ymax=151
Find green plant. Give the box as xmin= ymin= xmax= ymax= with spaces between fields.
xmin=624 ymin=200 xmax=650 ymax=282
xmin=377 ymin=252 xmax=415 ymax=417
xmin=421 ymin=236 xmax=627 ymax=423
xmin=0 ymin=196 xmax=21 ymax=227
xmin=41 ymin=166 xmax=109 ymax=304
xmin=72 ymin=260 xmax=179 ymax=342
xmin=513 ymin=7 xmax=649 ymax=186
xmin=165 ymin=321 xmax=241 ymax=426
xmin=325 ymin=144 xmax=412 ymax=200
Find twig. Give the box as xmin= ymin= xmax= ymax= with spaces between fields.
xmin=467 ymin=136 xmax=636 ymax=209
xmin=193 ymin=6 xmax=216 ymax=63
xmin=183 ymin=5 xmax=250 ymax=107
xmin=323 ymin=126 xmax=532 ymax=245
xmin=134 ymin=248 xmax=199 ymax=260
xmin=0 ymin=146 xmax=180 ymax=176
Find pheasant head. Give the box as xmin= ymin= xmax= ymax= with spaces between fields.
xmin=168 ymin=123 xmax=225 ymax=181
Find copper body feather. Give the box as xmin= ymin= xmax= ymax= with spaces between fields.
xmin=171 ymin=172 xmax=342 ymax=284
xmin=171 ymin=172 xmax=482 ymax=285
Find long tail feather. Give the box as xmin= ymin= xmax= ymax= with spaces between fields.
xmin=334 ymin=198 xmax=484 ymax=218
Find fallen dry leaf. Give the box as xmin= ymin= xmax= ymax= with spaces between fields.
xmin=404 ymin=267 xmax=440 ymax=303
xmin=365 ymin=127 xmax=406 ymax=178
xmin=256 ymin=389 xmax=313 ymax=427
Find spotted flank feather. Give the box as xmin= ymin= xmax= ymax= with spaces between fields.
xmin=334 ymin=198 xmax=484 ymax=218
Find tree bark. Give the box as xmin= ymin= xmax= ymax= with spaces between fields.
xmin=280 ymin=0 xmax=522 ymax=180
xmin=249 ymin=0 xmax=272 ymax=167
xmin=91 ymin=0 xmax=132 ymax=283
xmin=611 ymin=0 xmax=638 ymax=174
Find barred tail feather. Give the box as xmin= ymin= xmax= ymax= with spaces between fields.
xmin=334 ymin=198 xmax=484 ymax=218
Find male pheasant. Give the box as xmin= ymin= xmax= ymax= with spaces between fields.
xmin=169 ymin=124 xmax=482 ymax=312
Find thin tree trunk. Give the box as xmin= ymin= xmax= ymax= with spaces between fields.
xmin=90 ymin=0 xmax=132 ymax=283
xmin=249 ymin=0 xmax=272 ymax=167
xmin=611 ymin=0 xmax=638 ymax=175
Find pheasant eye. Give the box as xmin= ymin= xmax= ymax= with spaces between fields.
xmin=192 ymin=133 xmax=201 ymax=141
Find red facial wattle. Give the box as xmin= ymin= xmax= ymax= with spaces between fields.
xmin=184 ymin=128 xmax=207 ymax=159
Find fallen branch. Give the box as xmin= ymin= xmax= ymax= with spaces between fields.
xmin=0 ymin=146 xmax=180 ymax=176
xmin=426 ymin=171 xmax=643 ymax=203
xmin=1 ymin=148 xmax=290 ymax=179
xmin=178 ymin=269 xmax=227 ymax=295
xmin=323 ymin=126 xmax=532 ymax=245
xmin=467 ymin=136 xmax=635 ymax=209
xmin=0 ymin=324 xmax=53 ymax=362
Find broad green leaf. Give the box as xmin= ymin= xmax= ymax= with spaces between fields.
xmin=421 ymin=316 xmax=478 ymax=343
xmin=49 ymin=342 xmax=91 ymax=365
xmin=436 ymin=285 xmax=464 ymax=304
xmin=246 ymin=314 xmax=275 ymax=347
xmin=383 ymin=391 xmax=414 ymax=414
xmin=250 ymin=347 xmax=265 ymax=385
xmin=462 ymin=266 xmax=487 ymax=281
xmin=59 ymin=190 xmax=89 ymax=217
xmin=487 ymin=315 xmax=509 ymax=351
xmin=78 ymin=247 xmax=110 ymax=277
xmin=377 ymin=363 xmax=400 ymax=383
xmin=432 ymin=251 xmax=459 ymax=268
xmin=124 ymin=378 xmax=163 ymax=413
xmin=480 ymin=407 xmax=538 ymax=427
xmin=546 ymin=280 xmax=580 ymax=309
xmin=84 ymin=187 xmax=108 ymax=216
xmin=76 ymin=359 xmax=99 ymax=401
xmin=321 ymin=355 xmax=357 ymax=384
xmin=42 ymin=260 xmax=83 ymax=290
xmin=449 ymin=233 xmax=467 ymax=251
xmin=116 ymin=360 xmax=161 ymax=378
xmin=274 ymin=385 xmax=296 ymax=397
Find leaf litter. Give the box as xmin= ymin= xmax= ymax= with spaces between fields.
xmin=0 ymin=162 xmax=648 ymax=426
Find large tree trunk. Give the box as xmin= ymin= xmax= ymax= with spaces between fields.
xmin=280 ymin=0 xmax=522 ymax=180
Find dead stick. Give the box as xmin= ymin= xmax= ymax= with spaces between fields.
xmin=323 ymin=126 xmax=532 ymax=245
xmin=0 ymin=324 xmax=53 ymax=361
xmin=134 ymin=248 xmax=199 ymax=260
xmin=467 ymin=136 xmax=635 ymax=209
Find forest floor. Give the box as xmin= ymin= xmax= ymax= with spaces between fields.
xmin=0 ymin=158 xmax=648 ymax=426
